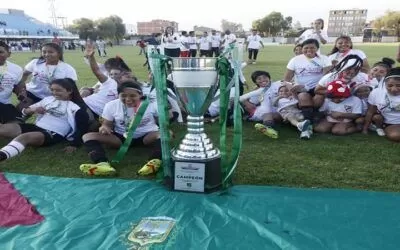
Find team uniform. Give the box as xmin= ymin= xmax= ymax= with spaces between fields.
xmin=0 ymin=61 xmax=23 ymax=123
xmin=319 ymin=96 xmax=362 ymax=123
xmin=83 ymin=77 xmax=118 ymax=117
xmin=287 ymin=54 xmax=331 ymax=92
xmin=368 ymin=88 xmax=400 ymax=125
xmin=24 ymin=59 xmax=77 ymax=102
xmin=239 ymin=81 xmax=281 ymax=121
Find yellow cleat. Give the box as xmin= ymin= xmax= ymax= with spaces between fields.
xmin=254 ymin=123 xmax=279 ymax=139
xmin=79 ymin=162 xmax=116 ymax=176
xmin=138 ymin=159 xmax=161 ymax=176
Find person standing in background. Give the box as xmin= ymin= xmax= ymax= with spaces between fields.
xmin=246 ymin=29 xmax=264 ymax=64
xmin=96 ymin=38 xmax=107 ymax=57
xmin=210 ymin=30 xmax=222 ymax=57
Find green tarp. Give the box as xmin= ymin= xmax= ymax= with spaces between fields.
xmin=1 ymin=173 xmax=400 ymax=249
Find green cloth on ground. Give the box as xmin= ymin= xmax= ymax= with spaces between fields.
xmin=1 ymin=173 xmax=400 ymax=250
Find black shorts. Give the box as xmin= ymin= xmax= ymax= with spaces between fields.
xmin=113 ymin=132 xmax=146 ymax=147
xmin=19 ymin=124 xmax=65 ymax=146
xmin=26 ymin=91 xmax=42 ymax=104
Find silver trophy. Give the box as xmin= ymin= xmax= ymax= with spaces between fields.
xmin=171 ymin=57 xmax=221 ymax=193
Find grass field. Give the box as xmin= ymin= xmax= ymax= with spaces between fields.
xmin=2 ymin=43 xmax=400 ymax=192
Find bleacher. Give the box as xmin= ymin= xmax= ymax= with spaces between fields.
xmin=0 ymin=8 xmax=77 ymax=39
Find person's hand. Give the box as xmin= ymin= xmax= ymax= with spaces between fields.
xmin=84 ymin=40 xmax=95 ymax=57
xmin=63 ymin=146 xmax=77 ymax=153
xmin=34 ymin=106 xmax=46 ymax=114
xmin=290 ymin=85 xmax=306 ymax=94
xmin=99 ymin=126 xmax=112 ymax=135
xmin=330 ymin=112 xmax=342 ymax=119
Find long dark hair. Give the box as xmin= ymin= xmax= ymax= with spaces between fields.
xmin=50 ymin=78 xmax=87 ymax=109
xmin=329 ymin=35 xmax=353 ymax=55
xmin=104 ymin=56 xmax=131 ymax=72
xmin=330 ymin=55 xmax=363 ymax=81
xmin=37 ymin=42 xmax=64 ymax=64
xmin=373 ymin=57 xmax=395 ymax=71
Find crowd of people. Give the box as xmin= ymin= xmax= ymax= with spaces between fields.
xmin=0 ymin=18 xmax=400 ymax=176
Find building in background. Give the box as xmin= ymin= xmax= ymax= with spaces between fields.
xmin=327 ymin=9 xmax=368 ymax=37
xmin=193 ymin=25 xmax=215 ymax=35
xmin=137 ymin=19 xmax=178 ymax=35
xmin=125 ymin=23 xmax=136 ymax=35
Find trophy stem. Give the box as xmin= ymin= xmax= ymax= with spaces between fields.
xmin=186 ymin=115 xmax=205 ymax=134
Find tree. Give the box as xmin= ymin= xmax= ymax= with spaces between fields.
xmin=221 ymin=19 xmax=243 ymax=33
xmin=96 ymin=18 xmax=117 ymax=40
xmin=252 ymin=12 xmax=293 ymax=36
xmin=373 ymin=11 xmax=400 ymax=38
xmin=66 ymin=18 xmax=96 ymax=40
xmin=293 ymin=21 xmax=302 ymax=30
xmin=67 ymin=15 xmax=126 ymax=44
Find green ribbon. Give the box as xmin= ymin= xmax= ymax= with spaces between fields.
xmin=149 ymin=53 xmax=173 ymax=182
xmin=217 ymin=45 xmax=243 ymax=189
xmin=111 ymin=98 xmax=150 ymax=164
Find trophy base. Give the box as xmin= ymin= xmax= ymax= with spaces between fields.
xmin=170 ymin=157 xmax=221 ymax=193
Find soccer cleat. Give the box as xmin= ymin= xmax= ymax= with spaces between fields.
xmin=308 ymin=124 xmax=314 ymax=135
xmin=79 ymin=162 xmax=116 ymax=176
xmin=138 ymin=159 xmax=161 ymax=176
xmin=300 ymin=130 xmax=311 ymax=140
xmin=254 ymin=123 xmax=279 ymax=139
xmin=297 ymin=120 xmax=311 ymax=132
xmin=376 ymin=128 xmax=386 ymax=137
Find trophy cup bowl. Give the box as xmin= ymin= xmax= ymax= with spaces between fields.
xmin=170 ymin=57 xmax=221 ymax=193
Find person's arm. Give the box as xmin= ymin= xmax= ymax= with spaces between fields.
xmin=283 ymin=69 xmax=295 ymax=83
xmin=362 ymin=104 xmax=377 ymax=134
xmin=85 ymin=41 xmax=107 ymax=83
xmin=316 ymin=30 xmax=327 ymax=44
xmin=99 ymin=119 xmax=114 ymax=135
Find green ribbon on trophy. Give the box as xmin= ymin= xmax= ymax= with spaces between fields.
xmin=149 ymin=53 xmax=173 ymax=182
xmin=112 ymin=98 xmax=150 ymax=164
xmin=217 ymin=45 xmax=243 ymax=189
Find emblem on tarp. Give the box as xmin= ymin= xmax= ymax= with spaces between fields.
xmin=127 ymin=216 xmax=176 ymax=249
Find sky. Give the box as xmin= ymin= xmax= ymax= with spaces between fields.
xmin=3 ymin=0 xmax=400 ymax=31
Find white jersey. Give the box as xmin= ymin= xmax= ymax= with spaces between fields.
xmin=210 ymin=34 xmax=221 ymax=48
xmin=208 ymin=88 xmax=235 ymax=117
xmin=30 ymin=96 xmax=80 ymax=137
xmin=25 ymin=59 xmax=78 ymax=99
xmin=246 ymin=34 xmax=263 ymax=49
xmin=0 ymin=61 xmax=23 ymax=104
xmin=276 ymin=96 xmax=298 ymax=113
xmin=368 ymin=88 xmax=400 ymax=125
xmin=287 ymin=54 xmax=331 ymax=90
xmin=320 ymin=96 xmax=362 ymax=123
xmin=199 ymin=36 xmax=211 ymax=51
xmin=188 ymin=36 xmax=198 ymax=50
xmin=318 ymin=72 xmax=369 ymax=89
xmin=328 ymin=49 xmax=367 ymax=64
xmin=162 ymin=33 xmax=181 ymax=49
xmin=83 ymin=77 xmax=118 ymax=116
xmin=223 ymin=34 xmax=236 ymax=48
xmin=297 ymin=29 xmax=328 ymax=45
xmin=102 ymin=99 xmax=159 ymax=138
xmin=180 ymin=36 xmax=189 ymax=51
xmin=141 ymin=84 xmax=183 ymax=123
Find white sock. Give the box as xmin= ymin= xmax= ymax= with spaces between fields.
xmin=0 ymin=141 xmax=25 ymax=159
